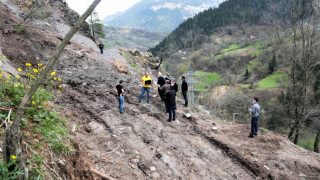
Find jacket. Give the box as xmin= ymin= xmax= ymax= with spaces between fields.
xmin=250 ymin=103 xmax=260 ymax=117
xmin=182 ymin=80 xmax=188 ymax=91
xmin=165 ymin=90 xmax=176 ymax=105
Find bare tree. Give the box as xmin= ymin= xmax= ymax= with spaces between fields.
xmin=275 ymin=0 xmax=320 ymax=144
xmin=2 ymin=0 xmax=102 ymax=179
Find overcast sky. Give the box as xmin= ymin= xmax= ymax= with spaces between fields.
xmin=66 ymin=0 xmax=142 ymax=20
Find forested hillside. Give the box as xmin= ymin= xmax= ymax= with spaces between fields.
xmin=149 ymin=0 xmax=320 ymax=153
xmin=150 ymin=0 xmax=275 ymax=55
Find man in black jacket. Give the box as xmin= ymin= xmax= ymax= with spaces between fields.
xmin=181 ymin=76 xmax=188 ymax=107
xmin=157 ymin=72 xmax=166 ymax=102
xmin=99 ymin=43 xmax=104 ymax=54
xmin=165 ymin=86 xmax=176 ymax=122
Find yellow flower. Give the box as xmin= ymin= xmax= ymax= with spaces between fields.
xmin=26 ymin=63 xmax=32 ymax=66
xmin=11 ymin=155 xmax=17 ymax=160
xmin=0 ymin=68 xmax=2 ymax=71
xmin=32 ymin=101 xmax=35 ymax=105
xmin=30 ymin=75 xmax=35 ymax=79
xmin=51 ymin=71 xmax=56 ymax=76
xmin=16 ymin=76 xmax=19 ymax=79
xmin=28 ymin=86 xmax=31 ymax=89
xmin=14 ymin=85 xmax=18 ymax=87
xmin=21 ymin=85 xmax=24 ymax=88
xmin=54 ymin=77 xmax=57 ymax=80
xmin=43 ymin=66 xmax=45 ymax=69
xmin=33 ymin=68 xmax=38 ymax=73
xmin=6 ymin=80 xmax=9 ymax=83
xmin=0 ymin=74 xmax=3 ymax=77
xmin=8 ymin=74 xmax=11 ymax=77
xmin=18 ymin=68 xmax=22 ymax=72
xmin=2 ymin=72 xmax=6 ymax=75
xmin=57 ymin=91 xmax=60 ymax=94
xmin=2 ymin=55 xmax=5 ymax=58
xmin=7 ymin=77 xmax=10 ymax=80
xmin=59 ymin=85 xmax=62 ymax=88
xmin=38 ymin=63 xmax=43 ymax=66
xmin=58 ymin=78 xmax=61 ymax=81
xmin=42 ymin=89 xmax=45 ymax=91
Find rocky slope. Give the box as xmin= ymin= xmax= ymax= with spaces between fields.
xmin=0 ymin=0 xmax=320 ymax=180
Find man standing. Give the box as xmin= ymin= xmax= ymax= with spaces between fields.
xmin=165 ymin=86 xmax=176 ymax=122
xmin=139 ymin=72 xmax=152 ymax=104
xmin=171 ymin=78 xmax=178 ymax=93
xmin=157 ymin=72 xmax=166 ymax=102
xmin=114 ymin=80 xmax=125 ymax=114
xmin=99 ymin=43 xmax=104 ymax=54
xmin=248 ymin=97 xmax=260 ymax=138
xmin=181 ymin=76 xmax=188 ymax=107
xmin=161 ymin=80 xmax=171 ymax=112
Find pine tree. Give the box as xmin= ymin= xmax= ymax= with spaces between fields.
xmin=244 ymin=68 xmax=250 ymax=81
xmin=269 ymin=54 xmax=276 ymax=74
xmin=88 ymin=11 xmax=106 ymax=41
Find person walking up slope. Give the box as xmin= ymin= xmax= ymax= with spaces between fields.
xmin=139 ymin=72 xmax=152 ymax=104
xmin=99 ymin=43 xmax=104 ymax=54
xmin=114 ymin=80 xmax=125 ymax=114
xmin=248 ymin=97 xmax=260 ymax=138
xmin=181 ymin=76 xmax=188 ymax=107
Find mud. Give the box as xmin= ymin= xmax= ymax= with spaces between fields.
xmin=0 ymin=1 xmax=320 ymax=179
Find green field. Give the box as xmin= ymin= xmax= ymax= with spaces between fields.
xmin=247 ymin=59 xmax=260 ymax=71
xmin=215 ymin=42 xmax=264 ymax=60
xmin=257 ymin=73 xmax=287 ymax=89
xmin=195 ymin=71 xmax=221 ymax=91
xmin=298 ymin=135 xmax=316 ymax=151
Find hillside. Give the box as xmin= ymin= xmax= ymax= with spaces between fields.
xmin=103 ymin=26 xmax=167 ymax=52
xmin=0 ymin=0 xmax=320 ymax=179
xmin=149 ymin=0 xmax=320 ymax=153
xmin=103 ymin=0 xmax=224 ymax=33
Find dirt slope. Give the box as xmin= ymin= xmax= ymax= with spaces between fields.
xmin=0 ymin=1 xmax=320 ymax=180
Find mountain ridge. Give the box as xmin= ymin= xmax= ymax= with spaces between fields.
xmin=103 ymin=0 xmax=224 ymax=33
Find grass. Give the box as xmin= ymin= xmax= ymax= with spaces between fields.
xmin=247 ymin=59 xmax=260 ymax=71
xmin=257 ymin=73 xmax=287 ymax=89
xmin=240 ymin=84 xmax=250 ymax=88
xmin=215 ymin=42 xmax=264 ymax=60
xmin=195 ymin=71 xmax=220 ymax=91
xmin=298 ymin=134 xmax=316 ymax=151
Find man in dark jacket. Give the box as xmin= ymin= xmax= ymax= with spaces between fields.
xmin=165 ymin=86 xmax=176 ymax=122
xmin=99 ymin=43 xmax=104 ymax=54
xmin=114 ymin=80 xmax=125 ymax=114
xmin=171 ymin=78 xmax=178 ymax=93
xmin=181 ymin=76 xmax=188 ymax=107
xmin=157 ymin=72 xmax=166 ymax=102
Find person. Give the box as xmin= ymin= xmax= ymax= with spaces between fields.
xmin=157 ymin=72 xmax=166 ymax=102
xmin=139 ymin=72 xmax=152 ymax=104
xmin=99 ymin=43 xmax=104 ymax=54
xmin=160 ymin=80 xmax=171 ymax=112
xmin=181 ymin=76 xmax=188 ymax=107
xmin=248 ymin=97 xmax=260 ymax=138
xmin=114 ymin=80 xmax=125 ymax=114
xmin=165 ymin=85 xmax=176 ymax=122
xmin=171 ymin=78 xmax=178 ymax=93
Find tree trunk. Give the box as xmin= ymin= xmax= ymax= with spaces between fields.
xmin=2 ymin=0 xmax=102 ymax=178
xmin=314 ymin=131 xmax=320 ymax=153
xmin=293 ymin=126 xmax=300 ymax=145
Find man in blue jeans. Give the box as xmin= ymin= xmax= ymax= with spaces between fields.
xmin=115 ymin=80 xmax=125 ymax=114
xmin=248 ymin=97 xmax=260 ymax=138
xmin=139 ymin=72 xmax=153 ymax=104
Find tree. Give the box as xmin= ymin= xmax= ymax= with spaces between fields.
xmin=275 ymin=0 xmax=320 ymax=144
xmin=244 ymin=68 xmax=250 ymax=81
xmin=268 ymin=54 xmax=276 ymax=74
xmin=88 ymin=11 xmax=106 ymax=41
xmin=314 ymin=131 xmax=320 ymax=153
xmin=2 ymin=0 xmax=102 ymax=179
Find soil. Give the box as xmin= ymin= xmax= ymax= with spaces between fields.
xmin=0 ymin=1 xmax=320 ymax=180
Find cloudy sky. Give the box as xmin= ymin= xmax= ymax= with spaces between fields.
xmin=66 ymin=0 xmax=142 ymax=19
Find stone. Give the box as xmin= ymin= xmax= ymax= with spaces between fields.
xmin=150 ymin=166 xmax=156 ymax=172
xmin=131 ymin=159 xmax=140 ymax=163
xmin=299 ymin=173 xmax=307 ymax=178
xmin=58 ymin=159 xmax=66 ymax=166
xmin=152 ymin=172 xmax=160 ymax=179
xmin=211 ymin=127 xmax=218 ymax=131
xmin=184 ymin=113 xmax=192 ymax=119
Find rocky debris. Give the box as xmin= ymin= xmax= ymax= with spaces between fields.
xmin=211 ymin=127 xmax=218 ymax=131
